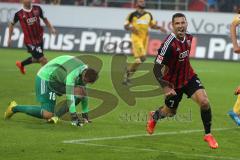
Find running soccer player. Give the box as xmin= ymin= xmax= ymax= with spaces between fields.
xmin=146 ymin=13 xmax=218 ymax=149
xmin=7 ymin=0 xmax=56 ymax=74
xmin=123 ymin=0 xmax=167 ymax=85
xmin=228 ymin=10 xmax=240 ymax=125
xmin=4 ymin=55 xmax=98 ymax=126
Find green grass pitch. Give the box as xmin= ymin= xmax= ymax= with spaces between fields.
xmin=0 ymin=48 xmax=239 ymax=160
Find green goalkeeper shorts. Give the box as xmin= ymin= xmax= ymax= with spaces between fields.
xmin=35 ymin=76 xmax=56 ymax=113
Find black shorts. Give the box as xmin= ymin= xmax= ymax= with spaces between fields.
xmin=165 ymin=76 xmax=204 ymax=109
xmin=26 ymin=43 xmax=44 ymax=59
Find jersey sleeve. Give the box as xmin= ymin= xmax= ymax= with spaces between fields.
xmin=232 ymin=15 xmax=240 ymax=26
xmin=81 ymin=96 xmax=89 ymax=113
xmin=66 ymin=70 xmax=78 ymax=113
xmin=11 ymin=12 xmax=19 ymax=25
xmin=155 ymin=44 xmax=172 ymax=66
xmin=124 ymin=12 xmax=133 ymax=25
xmin=148 ymin=12 xmax=157 ymax=26
xmin=66 ymin=65 xmax=88 ymax=113
xmin=39 ymin=6 xmax=47 ymax=20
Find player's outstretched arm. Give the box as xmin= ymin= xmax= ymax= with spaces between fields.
xmin=7 ymin=23 xmax=14 ymax=47
xmin=43 ymin=19 xmax=57 ymax=35
xmin=151 ymin=24 xmax=167 ymax=34
xmin=230 ymin=22 xmax=240 ymax=53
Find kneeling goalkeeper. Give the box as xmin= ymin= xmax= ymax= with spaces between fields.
xmin=4 ymin=55 xmax=98 ymax=126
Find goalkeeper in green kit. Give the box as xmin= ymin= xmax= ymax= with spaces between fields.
xmin=4 ymin=55 xmax=98 ymax=126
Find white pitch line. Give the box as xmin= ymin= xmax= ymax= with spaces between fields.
xmin=69 ymin=142 xmax=239 ymax=160
xmin=63 ymin=127 xmax=237 ymax=144
xmin=77 ymin=142 xmax=157 ymax=152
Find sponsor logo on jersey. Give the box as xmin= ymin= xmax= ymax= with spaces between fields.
xmin=136 ymin=19 xmax=149 ymax=25
xmin=179 ymin=50 xmax=189 ymax=61
xmin=27 ymin=16 xmax=37 ymax=25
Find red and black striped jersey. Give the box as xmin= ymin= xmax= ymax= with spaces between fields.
xmin=155 ymin=33 xmax=196 ymax=89
xmin=11 ymin=5 xmax=46 ymax=45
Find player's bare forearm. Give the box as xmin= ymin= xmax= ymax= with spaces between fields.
xmin=124 ymin=24 xmax=131 ymax=31
xmin=7 ymin=24 xmax=14 ymax=46
xmin=153 ymin=63 xmax=172 ymax=88
xmin=230 ymin=23 xmax=240 ymax=54
xmin=151 ymin=25 xmax=167 ymax=34
xmin=124 ymin=24 xmax=138 ymax=34
xmin=43 ymin=19 xmax=56 ymax=34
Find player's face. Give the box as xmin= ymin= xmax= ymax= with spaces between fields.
xmin=172 ymin=17 xmax=188 ymax=40
xmin=82 ymin=74 xmax=92 ymax=84
xmin=22 ymin=0 xmax=32 ymax=7
xmin=136 ymin=0 xmax=145 ymax=9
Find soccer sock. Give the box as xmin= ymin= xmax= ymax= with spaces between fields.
xmin=12 ymin=105 xmax=43 ymax=119
xmin=152 ymin=106 xmax=166 ymax=122
xmin=233 ymin=95 xmax=240 ymax=115
xmin=21 ymin=57 xmax=32 ymax=66
xmin=126 ymin=62 xmax=141 ymax=79
xmin=201 ymin=107 xmax=212 ymax=134
xmin=81 ymin=98 xmax=89 ymax=113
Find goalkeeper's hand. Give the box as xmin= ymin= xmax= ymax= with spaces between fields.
xmin=70 ymin=113 xmax=83 ymax=127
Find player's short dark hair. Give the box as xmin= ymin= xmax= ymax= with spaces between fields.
xmin=84 ymin=68 xmax=98 ymax=83
xmin=172 ymin=13 xmax=186 ymax=23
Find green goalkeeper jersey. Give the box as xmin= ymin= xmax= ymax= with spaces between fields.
xmin=37 ymin=55 xmax=88 ymax=113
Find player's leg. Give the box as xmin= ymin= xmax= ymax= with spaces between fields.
xmin=16 ymin=57 xmax=32 ymax=74
xmin=16 ymin=44 xmax=34 ymax=74
xmin=4 ymin=101 xmax=54 ymax=120
xmin=123 ymin=38 xmax=146 ymax=85
xmin=38 ymin=56 xmax=48 ymax=66
xmin=76 ymin=96 xmax=92 ymax=123
xmin=4 ymin=76 xmax=56 ymax=121
xmin=146 ymin=89 xmax=183 ymax=134
xmin=32 ymin=43 xmax=47 ymax=66
xmin=186 ymin=76 xmax=218 ymax=149
xmin=228 ymin=86 xmax=240 ymax=125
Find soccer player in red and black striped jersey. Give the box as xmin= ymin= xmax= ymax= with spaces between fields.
xmin=7 ymin=0 xmax=56 ymax=74
xmin=146 ymin=13 xmax=219 ymax=149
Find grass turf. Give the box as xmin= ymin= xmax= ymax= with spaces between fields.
xmin=0 ymin=48 xmax=239 ymax=160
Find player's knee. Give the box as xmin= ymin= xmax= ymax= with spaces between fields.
xmin=42 ymin=111 xmax=54 ymax=119
xmin=39 ymin=57 xmax=48 ymax=65
xmin=199 ymin=98 xmax=210 ymax=110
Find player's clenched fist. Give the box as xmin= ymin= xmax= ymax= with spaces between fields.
xmin=163 ymin=86 xmax=177 ymax=99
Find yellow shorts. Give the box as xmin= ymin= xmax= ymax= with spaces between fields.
xmin=131 ymin=36 xmax=148 ymax=58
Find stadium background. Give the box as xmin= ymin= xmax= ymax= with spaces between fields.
xmin=0 ymin=1 xmax=240 ymax=160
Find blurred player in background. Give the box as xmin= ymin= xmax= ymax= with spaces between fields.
xmin=228 ymin=9 xmax=240 ymax=125
xmin=123 ymin=0 xmax=167 ymax=85
xmin=4 ymin=55 xmax=98 ymax=126
xmin=8 ymin=0 xmax=56 ymax=74
xmin=146 ymin=13 xmax=218 ymax=149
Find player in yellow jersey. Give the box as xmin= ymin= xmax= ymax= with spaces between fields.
xmin=123 ymin=0 xmax=167 ymax=85
xmin=228 ymin=10 xmax=240 ymax=126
